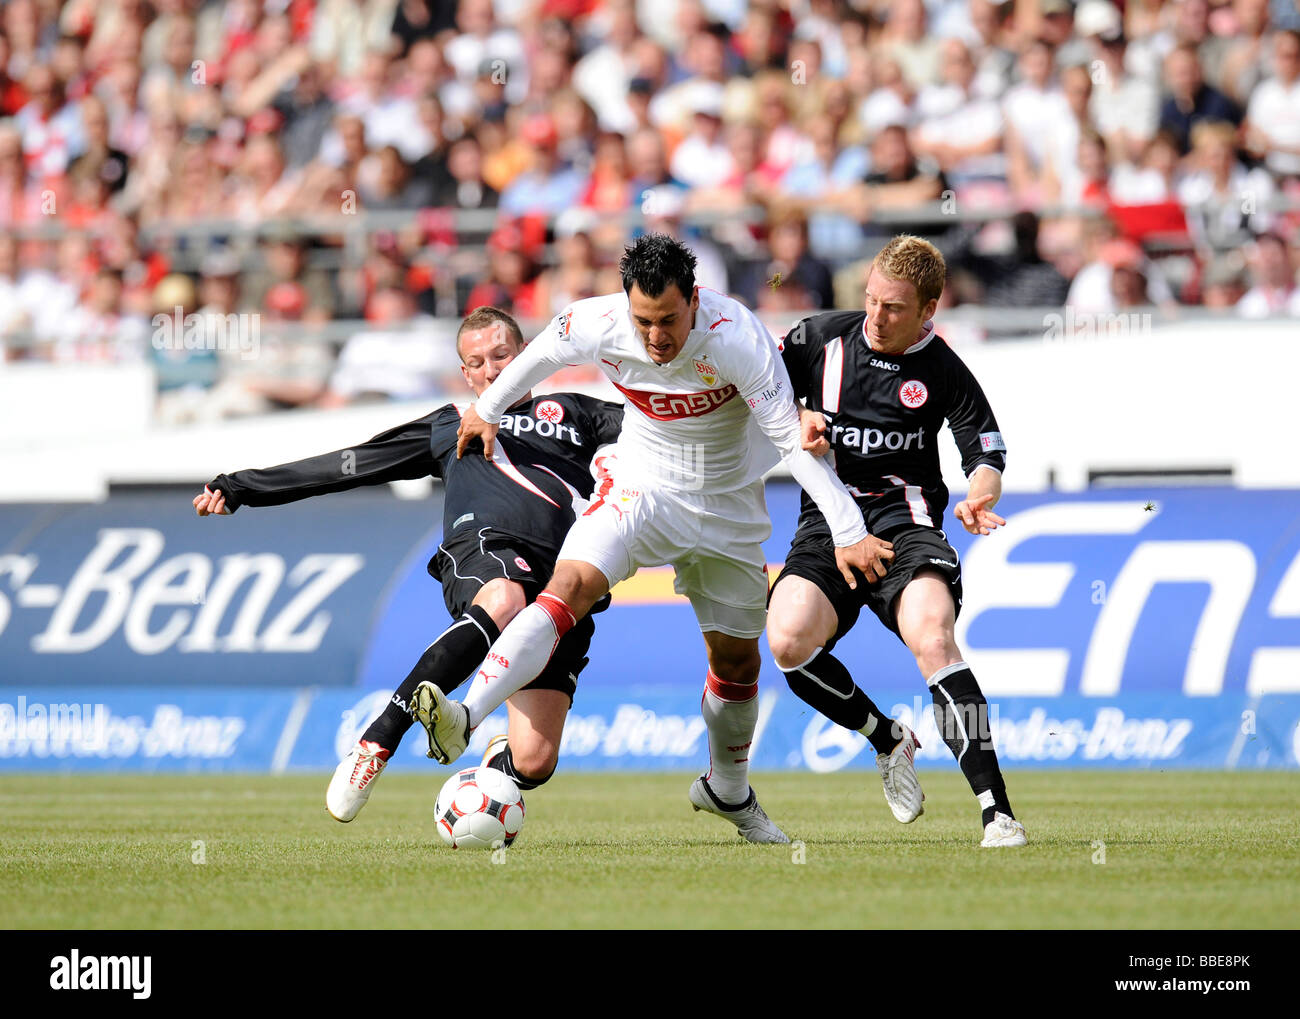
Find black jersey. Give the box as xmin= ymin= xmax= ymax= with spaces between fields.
xmin=209 ymin=393 xmax=624 ymax=552
xmin=781 ymin=311 xmax=1005 ymax=535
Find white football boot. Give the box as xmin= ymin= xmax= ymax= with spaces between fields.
xmin=410 ymin=681 xmax=471 ymax=765
xmin=326 ymin=740 xmax=391 ymax=822
xmin=481 ymin=732 xmax=509 ymax=767
xmin=689 ymin=776 xmax=791 ymax=844
xmin=981 ymin=812 xmax=1028 ymax=847
xmin=876 ymin=724 xmax=925 ymax=823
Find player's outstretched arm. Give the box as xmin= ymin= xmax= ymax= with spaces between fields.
xmin=194 ymin=412 xmax=443 ymax=515
xmin=954 ymin=465 xmax=1006 ymax=536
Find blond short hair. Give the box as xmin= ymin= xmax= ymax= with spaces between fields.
xmin=456 ymin=306 xmax=524 ymax=360
xmin=1190 ymin=119 xmax=1237 ymax=154
xmin=871 ymin=235 xmax=946 ymax=309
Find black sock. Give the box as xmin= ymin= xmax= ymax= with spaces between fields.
xmin=362 ymin=605 xmax=500 ymax=752
xmin=929 ymin=664 xmax=1014 ymax=826
xmin=780 ymin=649 xmax=902 ymax=755
xmin=485 ymin=744 xmax=553 ymax=791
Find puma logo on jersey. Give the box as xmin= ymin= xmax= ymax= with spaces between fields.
xmin=601 ymin=358 xmax=624 ymax=373
xmin=708 ymin=315 xmax=732 ymax=330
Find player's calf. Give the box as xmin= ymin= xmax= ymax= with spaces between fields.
xmin=362 ymin=605 xmax=501 ymax=753
xmin=928 ymin=661 xmax=1022 ymax=840
xmin=482 ymin=734 xmax=556 ymax=790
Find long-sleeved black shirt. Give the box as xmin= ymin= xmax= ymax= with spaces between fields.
xmin=209 ymin=394 xmax=624 ymax=553
xmin=781 ymin=311 xmax=1006 ymax=534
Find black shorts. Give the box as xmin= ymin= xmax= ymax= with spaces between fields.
xmin=430 ymin=528 xmax=605 ymax=704
xmin=770 ymin=519 xmax=963 ymax=651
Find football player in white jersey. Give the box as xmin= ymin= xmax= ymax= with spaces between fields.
xmin=410 ymin=234 xmax=894 ymax=843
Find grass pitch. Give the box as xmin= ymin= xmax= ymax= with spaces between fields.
xmin=1 ymin=771 xmax=1296 ymax=929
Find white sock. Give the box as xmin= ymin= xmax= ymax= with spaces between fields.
xmin=701 ymin=671 xmax=758 ymax=805
xmin=462 ymin=594 xmax=575 ymax=728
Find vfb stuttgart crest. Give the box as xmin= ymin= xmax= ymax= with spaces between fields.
xmin=694 ymin=359 xmax=719 ymax=387
xmin=899 ymin=379 xmax=928 ymax=408
xmin=535 ymin=399 xmax=565 ymax=423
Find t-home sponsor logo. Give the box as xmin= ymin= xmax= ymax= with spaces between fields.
xmin=50 ymin=950 xmax=151 ymax=999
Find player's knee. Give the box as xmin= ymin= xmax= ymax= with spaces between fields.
xmin=475 ymin=580 xmax=527 ymax=628
xmin=904 ymin=621 xmax=956 ymax=670
xmin=908 ymin=630 xmax=958 ymax=673
xmin=709 ymin=648 xmax=761 ymax=685
xmin=766 ymin=624 xmax=817 ymax=672
xmin=543 ymin=564 xmax=603 ymax=617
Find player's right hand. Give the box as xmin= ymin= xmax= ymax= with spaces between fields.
xmin=834 ymin=534 xmax=894 ymax=590
xmin=800 ymin=409 xmax=830 ymax=456
xmin=193 ymin=486 xmax=229 ymax=516
xmin=456 ymin=404 xmax=499 ymax=460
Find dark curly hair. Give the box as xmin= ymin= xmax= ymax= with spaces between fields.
xmin=619 ymin=233 xmax=697 ymax=299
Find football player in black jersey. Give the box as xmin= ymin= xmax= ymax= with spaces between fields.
xmin=193 ymin=307 xmax=623 ymax=822
xmin=767 ymin=235 xmax=1027 ymax=847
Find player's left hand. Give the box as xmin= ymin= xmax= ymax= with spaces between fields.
xmin=456 ymin=405 xmax=499 ymax=460
xmin=834 ymin=534 xmax=894 ymax=590
xmin=954 ymin=493 xmax=1005 ymax=536
xmin=800 ymin=408 xmax=829 ymax=455
xmin=193 ymin=487 xmax=229 ymax=516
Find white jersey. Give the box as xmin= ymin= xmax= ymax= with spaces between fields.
xmin=476 ymin=289 xmax=869 ymax=546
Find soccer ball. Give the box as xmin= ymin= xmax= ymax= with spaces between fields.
xmin=434 ymin=766 xmax=526 ymax=849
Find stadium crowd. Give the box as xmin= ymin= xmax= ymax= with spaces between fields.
xmin=1 ymin=0 xmax=1299 ymax=418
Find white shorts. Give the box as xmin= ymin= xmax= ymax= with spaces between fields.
xmin=558 ymin=479 xmax=772 ymax=638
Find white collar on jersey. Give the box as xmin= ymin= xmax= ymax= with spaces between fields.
xmin=860 ymin=316 xmax=937 ymax=355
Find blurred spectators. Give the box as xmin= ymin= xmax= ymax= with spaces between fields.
xmin=152 ymin=271 xmax=220 ymax=424
xmin=1178 ymin=121 xmax=1277 ymax=250
xmin=1243 ymin=29 xmax=1300 ymax=180
xmin=944 ymin=212 xmax=1072 ymax=308
xmin=322 ymin=285 xmax=461 ymax=406
xmin=741 ymin=210 xmax=832 ymax=310
xmin=244 ymin=230 xmax=334 ymax=322
xmin=1237 ymin=231 xmax=1300 ymax=315
xmin=0 ymin=0 xmax=1297 ymax=423
xmin=499 ymin=113 xmax=587 ymax=215
xmin=1157 ymin=43 xmax=1240 ymax=155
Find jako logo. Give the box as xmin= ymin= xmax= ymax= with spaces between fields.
xmin=50 ymin=950 xmax=151 ymax=999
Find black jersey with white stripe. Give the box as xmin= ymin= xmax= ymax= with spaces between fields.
xmin=781 ymin=311 xmax=1005 ymax=535
xmin=209 ymin=394 xmax=624 ymax=552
